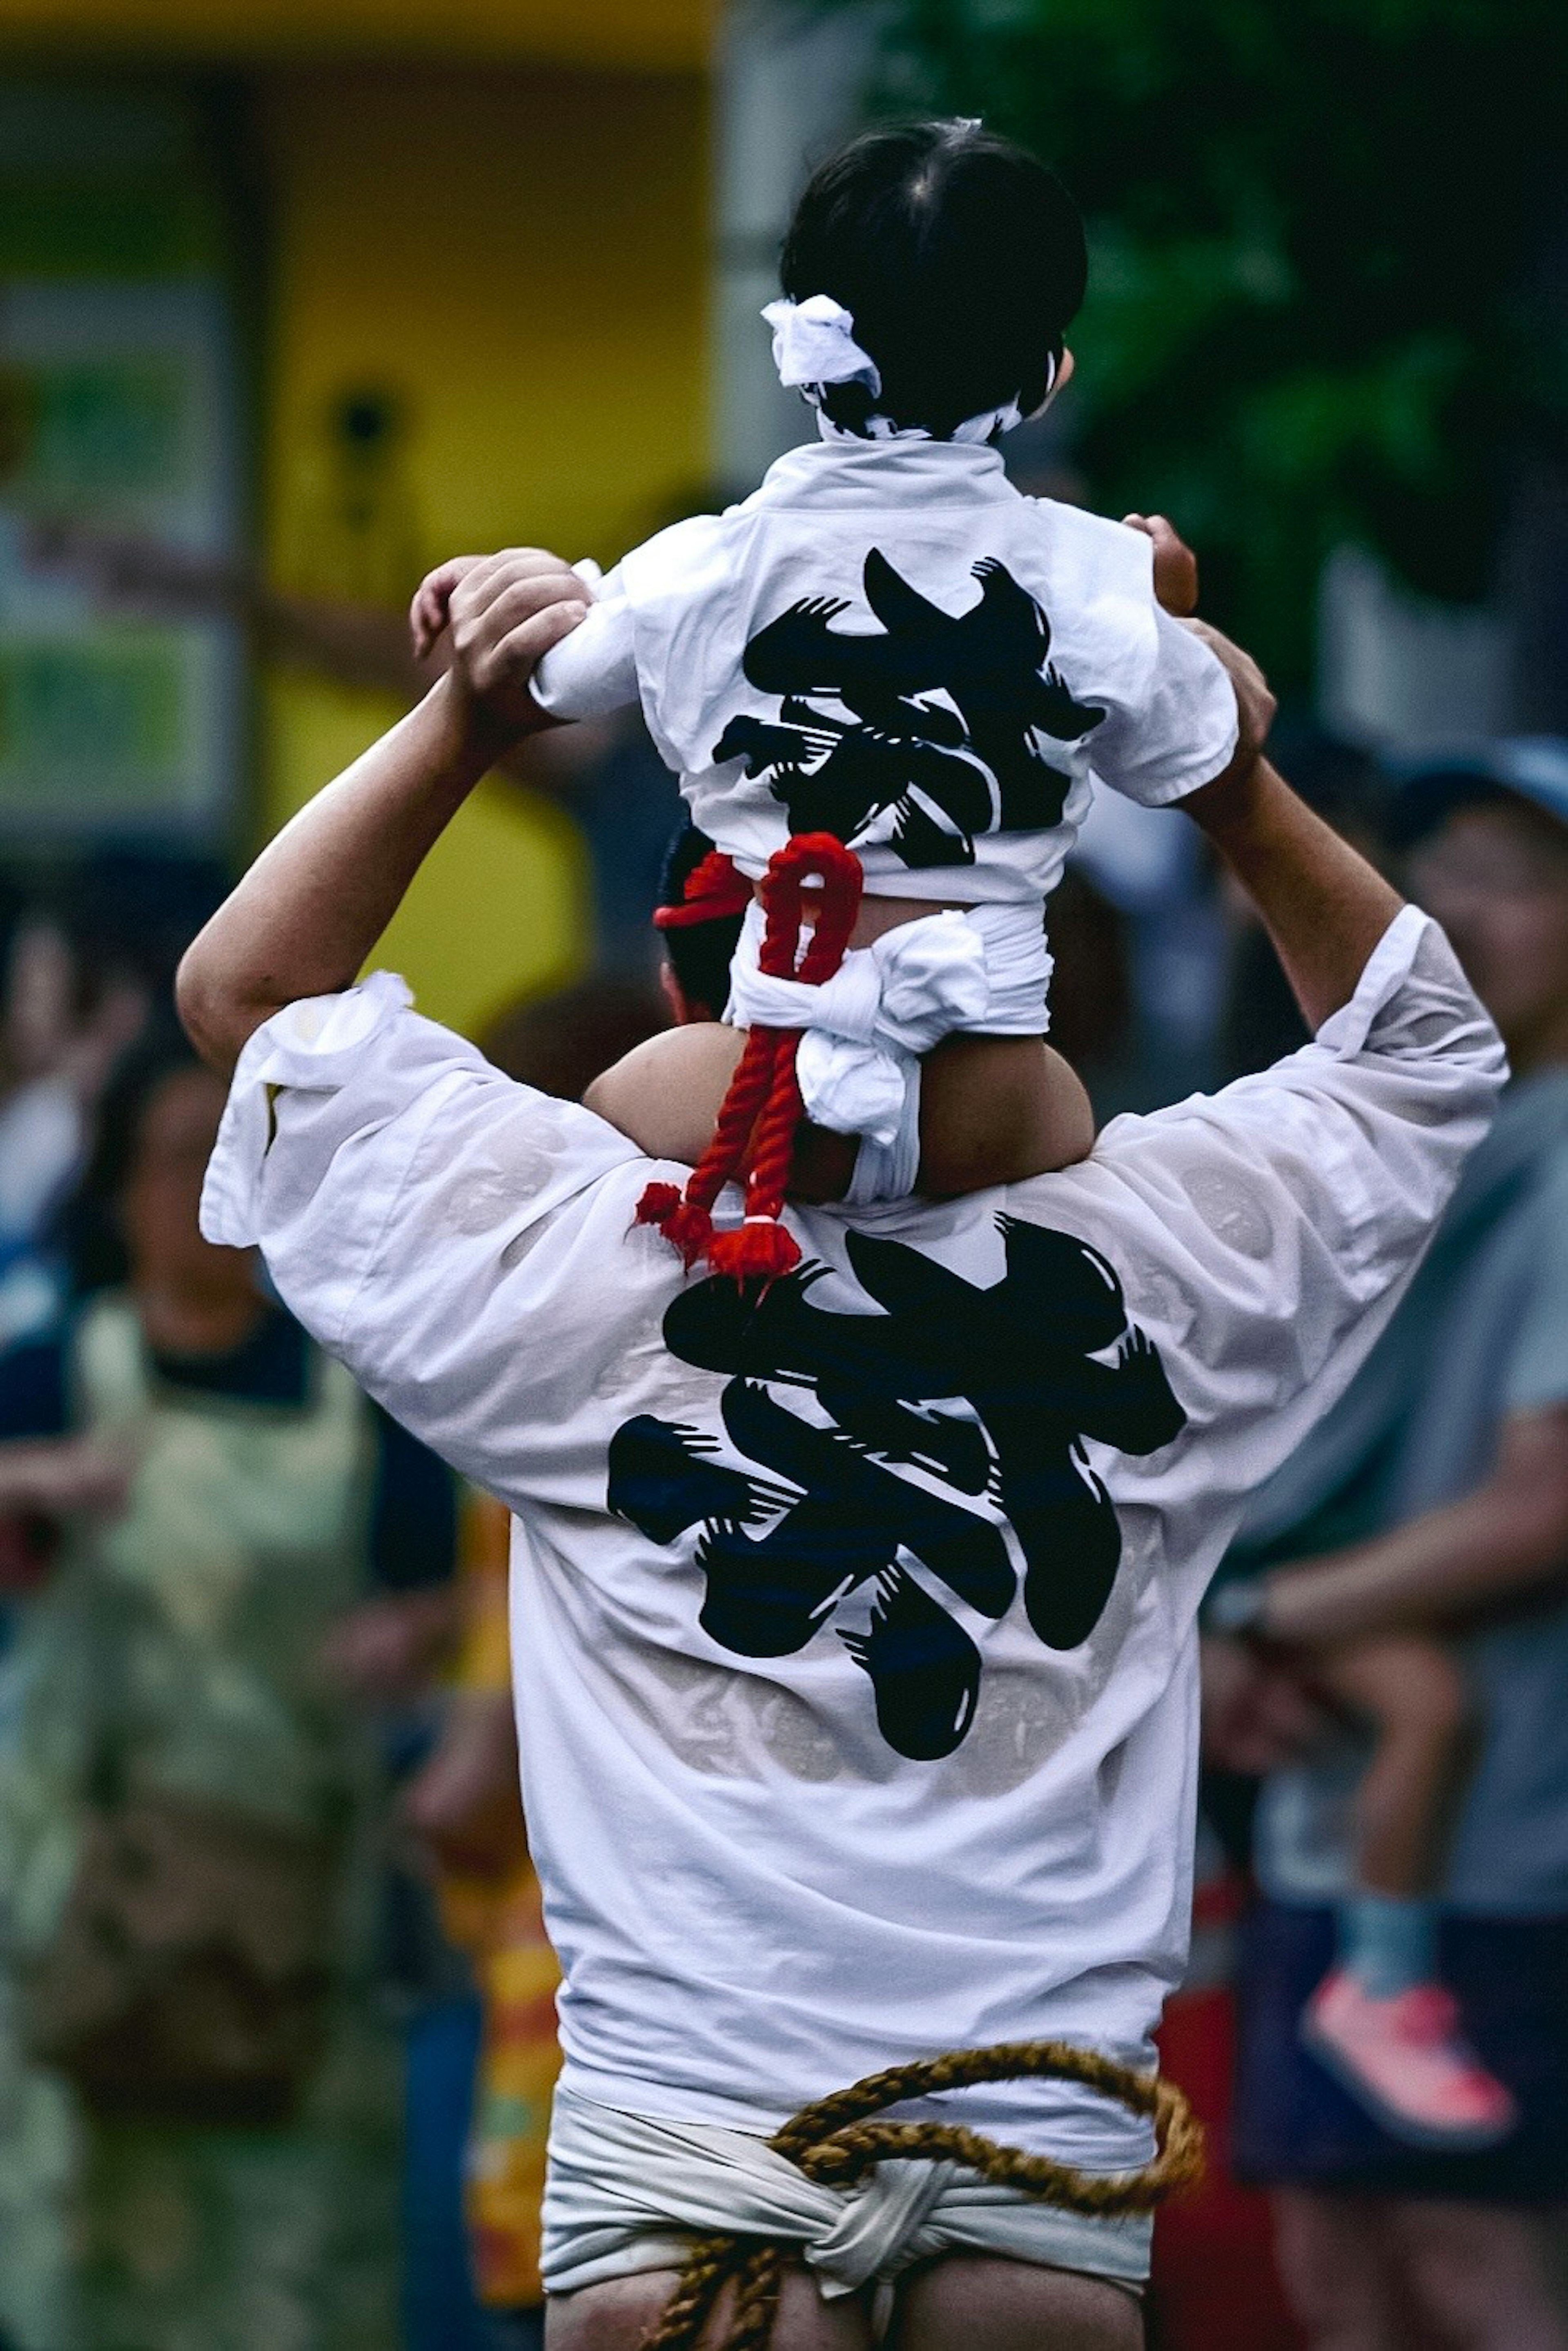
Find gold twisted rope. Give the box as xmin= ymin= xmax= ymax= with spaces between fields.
xmin=641 ymin=2039 xmax=1205 ymax=2351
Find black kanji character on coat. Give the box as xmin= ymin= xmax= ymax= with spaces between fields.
xmin=608 ymin=1220 xmax=1185 ymax=1763
xmin=711 ymin=550 xmax=1105 ymax=867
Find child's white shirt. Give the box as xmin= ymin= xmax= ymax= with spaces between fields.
xmin=533 ymin=431 xmax=1239 ymax=905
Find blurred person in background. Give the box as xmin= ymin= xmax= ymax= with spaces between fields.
xmin=0 ymin=1020 xmax=457 ymax=2351
xmin=1205 ymin=741 xmax=1568 ymax=2350
xmin=0 ymin=896 xmax=148 ymax=1356
xmin=25 ymin=514 xmax=687 ymax=987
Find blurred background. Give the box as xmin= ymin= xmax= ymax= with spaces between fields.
xmin=0 ymin=2 xmax=1564 ymax=2347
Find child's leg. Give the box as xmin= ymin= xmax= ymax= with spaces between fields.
xmin=584 ymin=1025 xmax=744 ymax=1165
xmin=1315 ymin=1636 xmax=1472 ymax=1904
xmin=917 ymin=1036 xmax=1094 ymax=1197
xmin=1300 ymin=1639 xmax=1515 ymax=2147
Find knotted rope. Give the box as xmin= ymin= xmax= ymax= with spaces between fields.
xmin=637 ymin=833 xmax=863 ymax=1285
xmin=640 ymin=2039 xmax=1205 ymax=2351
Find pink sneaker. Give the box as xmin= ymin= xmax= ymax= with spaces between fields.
xmin=1302 ymin=1969 xmax=1518 ymax=2149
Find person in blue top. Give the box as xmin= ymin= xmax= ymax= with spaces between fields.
xmin=1207 ymin=741 xmax=1568 ymax=2351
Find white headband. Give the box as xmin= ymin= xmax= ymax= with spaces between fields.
xmin=760 ymin=294 xmax=1042 ymax=446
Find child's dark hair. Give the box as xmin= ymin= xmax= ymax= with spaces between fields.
xmin=779 ymin=120 xmax=1086 ymax=441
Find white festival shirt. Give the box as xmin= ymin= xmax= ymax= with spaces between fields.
xmin=201 ymin=909 xmax=1501 ymax=2178
xmin=531 ymin=435 xmax=1239 ymax=904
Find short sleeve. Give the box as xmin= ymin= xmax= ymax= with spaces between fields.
xmin=198 ymin=973 xmax=640 ymax=1355
xmin=1065 ymin=910 xmax=1506 ymax=1511
xmin=1088 ymin=608 xmax=1240 ymax=809
xmin=1503 ymin=1158 xmax=1568 ymax=1413
xmin=1117 ymin=912 xmax=1506 ymax=1303
xmin=198 ymin=975 xmax=648 ymax=1503
xmin=531 ymin=564 xmax=640 ymax=721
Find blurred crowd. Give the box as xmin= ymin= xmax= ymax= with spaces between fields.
xmin=0 ymin=840 xmax=667 ymax=2351
xmin=1 ymin=664 xmax=1567 ymax=2351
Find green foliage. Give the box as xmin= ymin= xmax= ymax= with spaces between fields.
xmin=797 ymin=0 xmax=1568 ymax=682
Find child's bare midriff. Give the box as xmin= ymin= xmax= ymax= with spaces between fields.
xmin=846 ymin=887 xmax=984 ymax=948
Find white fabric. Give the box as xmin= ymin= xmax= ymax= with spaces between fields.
xmin=532 ymin=436 xmax=1240 ymax=905
xmin=541 ymin=2082 xmax=1151 ymax=2300
xmin=200 ymin=908 xmax=1503 ymax=2184
xmin=762 ymin=296 xmax=1038 ymax=446
xmin=725 ymin=897 xmax=1050 ymax=1201
xmin=814 ymin=398 xmax=1027 ymax=449
xmin=762 ymin=295 xmax=883 ymax=396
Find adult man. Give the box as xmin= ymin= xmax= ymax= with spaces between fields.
xmin=1208 ymin=746 xmax=1568 ymax=2351
xmin=178 ymin=551 xmax=1501 ymax=2350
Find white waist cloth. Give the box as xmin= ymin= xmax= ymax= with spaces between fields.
xmin=726 ymin=898 xmax=1052 ymax=1203
xmin=541 ymin=2084 xmax=1152 ymax=2304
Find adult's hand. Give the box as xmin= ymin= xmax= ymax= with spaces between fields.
xmin=402 ymin=1688 xmax=528 ymax=1879
xmin=1251 ymin=1402 xmax=1568 ymax=1648
xmin=410 ymin=548 xmax=587 ymax=736
xmin=1200 ymin=1631 xmax=1336 ymax=1777
xmin=1180 ymin=618 xmax=1278 ymax=776
xmin=319 ymin=1587 xmax=459 ymax=1703
xmin=0 ymin=1434 xmax=132 ymax=1521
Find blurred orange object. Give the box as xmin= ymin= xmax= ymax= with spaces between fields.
xmin=432 ymin=1489 xmax=562 ymax=2310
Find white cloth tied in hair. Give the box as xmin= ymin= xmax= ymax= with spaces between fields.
xmin=541 ymin=2084 xmax=1152 ymax=2315
xmin=762 ymin=295 xmax=1042 ymax=447
xmin=762 ymin=294 xmax=883 ymax=396
xmin=726 ymin=898 xmax=1052 ymax=1203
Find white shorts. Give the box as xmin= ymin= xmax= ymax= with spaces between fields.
xmin=541 ymin=2082 xmax=1152 ymax=2310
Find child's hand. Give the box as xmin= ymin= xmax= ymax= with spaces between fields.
xmin=417 ymin=548 xmax=590 ymax=735
xmin=410 ymin=554 xmax=486 ymax=660
xmin=1123 ymin=512 xmax=1199 ymax=617
xmin=410 ymin=548 xmax=586 ymax=663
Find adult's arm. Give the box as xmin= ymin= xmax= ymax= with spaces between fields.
xmin=177 ymin=551 xmax=588 ymax=1076
xmin=1254 ymin=1403 xmax=1568 ymax=1648
xmin=1176 ymin=622 xmax=1404 ymax=1031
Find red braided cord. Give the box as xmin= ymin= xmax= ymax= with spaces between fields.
xmin=719 ymin=835 xmax=863 ymax=1278
xmin=740 ymin=1049 xmax=804 ymax=1227
xmin=638 ymin=833 xmax=864 ymax=1281
xmin=684 ymin=1029 xmax=779 ymax=1214
xmin=784 ymin=835 xmax=862 ymax=980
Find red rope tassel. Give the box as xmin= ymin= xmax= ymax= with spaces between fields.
xmin=636 ymin=833 xmax=863 ymax=1285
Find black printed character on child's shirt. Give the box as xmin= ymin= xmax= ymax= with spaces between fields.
xmin=608 ymin=1222 xmax=1185 ymax=1762
xmin=712 ymin=550 xmax=1106 ymax=869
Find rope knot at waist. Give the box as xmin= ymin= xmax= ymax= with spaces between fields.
xmin=642 ymin=2040 xmax=1204 ymax=2351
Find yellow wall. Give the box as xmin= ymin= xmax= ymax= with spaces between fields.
xmin=0 ymin=0 xmax=713 ymax=73
xmin=259 ymin=63 xmax=710 ymax=1034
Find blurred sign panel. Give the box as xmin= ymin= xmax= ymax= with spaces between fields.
xmin=0 ymin=85 xmax=243 ymax=842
